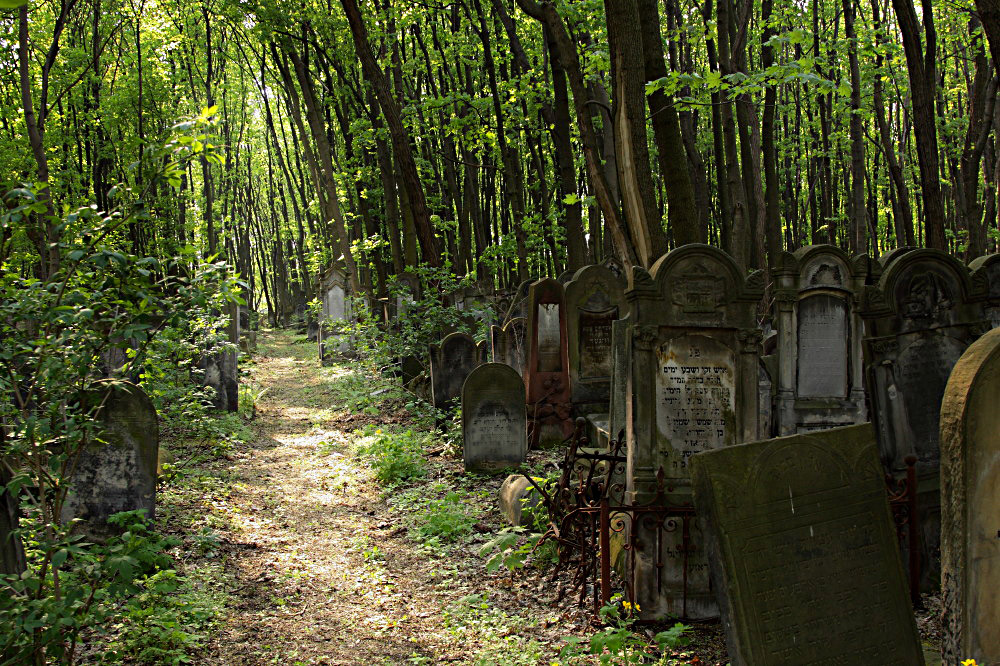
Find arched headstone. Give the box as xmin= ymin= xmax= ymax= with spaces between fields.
xmin=429 ymin=332 xmax=485 ymax=409
xmin=940 ymin=327 xmax=1000 ymax=665
xmin=970 ymin=253 xmax=1000 ymax=328
xmin=525 ymin=278 xmax=573 ymax=447
xmin=462 ymin=364 xmax=527 ymax=471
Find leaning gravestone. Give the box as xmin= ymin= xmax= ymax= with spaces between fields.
xmin=430 ymin=332 xmax=485 ymax=410
xmin=969 ymin=252 xmax=1000 ymax=328
xmin=691 ymin=423 xmax=924 ymax=665
xmin=61 ymin=382 xmax=159 ymax=539
xmin=623 ymin=244 xmax=763 ymax=620
xmin=462 ymin=363 xmax=526 ymax=471
xmin=772 ymin=245 xmax=870 ymax=434
xmin=564 ymin=264 xmax=628 ymax=417
xmin=525 ymin=278 xmax=573 ymax=447
xmin=940 ymin=327 xmax=1000 ymax=665
xmin=861 ymin=248 xmax=988 ymax=589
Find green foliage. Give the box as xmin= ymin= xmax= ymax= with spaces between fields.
xmin=412 ymin=491 xmax=477 ymax=547
xmin=558 ymin=597 xmax=691 ymax=665
xmin=355 ymin=428 xmax=428 ymax=485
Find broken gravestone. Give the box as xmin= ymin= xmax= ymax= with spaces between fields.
xmin=61 ymin=382 xmax=159 ymax=539
xmin=940 ymin=327 xmax=1000 ymax=665
xmin=691 ymin=423 xmax=924 ymax=665
xmin=462 ymin=363 xmax=527 ymax=472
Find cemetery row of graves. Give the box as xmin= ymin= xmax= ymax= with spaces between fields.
xmin=312 ymin=242 xmax=1000 ymax=664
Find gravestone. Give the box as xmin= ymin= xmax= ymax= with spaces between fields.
xmin=499 ymin=318 xmax=527 ymax=376
xmin=61 ymin=382 xmax=159 ymax=539
xmin=690 ymin=424 xmax=924 ymax=666
xmin=525 ymin=279 xmax=573 ymax=447
xmin=773 ymin=246 xmax=870 ymax=434
xmin=940 ymin=327 xmax=1000 ymax=665
xmin=861 ymin=249 xmax=988 ymax=588
xmin=319 ymin=265 xmax=352 ymax=361
xmin=564 ymin=264 xmax=628 ymax=416
xmin=623 ymin=244 xmax=763 ymax=619
xmin=757 ymin=358 xmax=773 ymax=440
xmin=462 ymin=363 xmax=527 ymax=471
xmin=498 ymin=474 xmax=544 ymax=527
xmin=605 ymin=316 xmax=632 ymax=448
xmin=504 ymin=278 xmax=536 ymax=324
xmin=429 ymin=332 xmax=485 ymax=409
xmin=969 ymin=253 xmax=1000 ymax=328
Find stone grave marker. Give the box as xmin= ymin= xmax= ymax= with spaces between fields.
xmin=605 ymin=315 xmax=632 ymax=448
xmin=61 ymin=382 xmax=159 ymax=539
xmin=772 ymin=245 xmax=870 ymax=434
xmin=861 ymin=248 xmax=988 ymax=588
xmin=319 ymin=266 xmax=352 ymax=361
xmin=969 ymin=253 xmax=1000 ymax=328
xmin=940 ymin=327 xmax=1000 ymax=665
xmin=690 ymin=423 xmax=924 ymax=666
xmin=564 ymin=264 xmax=628 ymax=417
xmin=504 ymin=278 xmax=536 ymax=324
xmin=462 ymin=363 xmax=527 ymax=471
xmin=430 ymin=332 xmax=485 ymax=410
xmin=623 ymin=244 xmax=763 ymax=619
xmin=525 ymin=278 xmax=573 ymax=447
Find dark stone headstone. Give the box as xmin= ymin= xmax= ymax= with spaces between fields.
xmin=969 ymin=252 xmax=1000 ymax=328
xmin=861 ymin=249 xmax=988 ymax=588
xmin=462 ymin=363 xmax=526 ymax=471
xmin=623 ymin=244 xmax=763 ymax=620
xmin=564 ymin=265 xmax=628 ymax=415
xmin=0 ymin=464 xmax=25 ymax=575
xmin=772 ymin=246 xmax=870 ymax=434
xmin=499 ymin=318 xmax=527 ymax=377
xmin=940 ymin=327 xmax=1000 ymax=665
xmin=61 ymin=382 xmax=159 ymax=539
xmin=430 ymin=332 xmax=485 ymax=410
xmin=526 ymin=278 xmax=573 ymax=447
xmin=691 ymin=424 xmax=924 ymax=666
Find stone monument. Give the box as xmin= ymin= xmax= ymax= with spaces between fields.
xmin=861 ymin=248 xmax=988 ymax=588
xmin=691 ymin=424 xmax=924 ymax=665
xmin=969 ymin=252 xmax=1000 ymax=328
xmin=772 ymin=245 xmax=871 ymax=434
xmin=623 ymin=244 xmax=763 ymax=619
xmin=525 ymin=278 xmax=573 ymax=447
xmin=462 ymin=363 xmax=527 ymax=471
xmin=61 ymin=382 xmax=159 ymax=539
xmin=940 ymin=327 xmax=1000 ymax=665
xmin=429 ymin=332 xmax=485 ymax=410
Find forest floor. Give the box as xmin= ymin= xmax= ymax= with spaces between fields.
xmin=157 ymin=329 xmax=942 ymax=665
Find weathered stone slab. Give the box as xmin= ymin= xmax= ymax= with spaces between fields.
xmin=430 ymin=332 xmax=485 ymax=410
xmin=861 ymin=249 xmax=988 ymax=589
xmin=526 ymin=279 xmax=573 ymax=447
xmin=940 ymin=327 xmax=1000 ymax=665
xmin=623 ymin=244 xmax=764 ymax=620
xmin=691 ymin=424 xmax=924 ymax=666
xmin=772 ymin=246 xmax=869 ymax=434
xmin=498 ymin=474 xmax=543 ymax=527
xmin=61 ymin=382 xmax=159 ymax=539
xmin=462 ymin=363 xmax=526 ymax=471
xmin=970 ymin=253 xmax=1000 ymax=329
xmin=565 ymin=265 xmax=627 ymax=414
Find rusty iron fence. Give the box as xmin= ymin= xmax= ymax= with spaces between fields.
xmin=527 ymin=421 xmax=922 ymax=621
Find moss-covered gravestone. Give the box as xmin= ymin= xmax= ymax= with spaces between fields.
xmin=940 ymin=328 xmax=1000 ymax=665
xmin=61 ymin=382 xmax=159 ymax=539
xmin=690 ymin=424 xmax=923 ymax=665
xmin=462 ymin=364 xmax=526 ymax=472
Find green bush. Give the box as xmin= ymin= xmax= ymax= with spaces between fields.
xmin=413 ymin=492 xmax=477 ymax=546
xmin=356 ymin=428 xmax=428 ymax=485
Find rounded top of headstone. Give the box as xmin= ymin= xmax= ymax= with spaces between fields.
xmin=941 ymin=327 xmax=1000 ymax=440
xmin=88 ymin=380 xmax=159 ymax=441
xmin=564 ymin=264 xmax=626 ymax=304
xmin=440 ymin=331 xmax=477 ymax=350
xmin=502 ymin=317 xmax=527 ymax=333
xmin=556 ymin=269 xmax=575 ymax=285
xmin=969 ymin=253 xmax=1000 ymax=300
xmin=639 ymin=244 xmax=762 ymax=305
xmin=874 ymin=248 xmax=980 ymax=315
xmin=463 ymin=362 xmax=524 ymax=393
xmin=878 ymin=246 xmax=919 ymax=267
xmin=527 ymin=277 xmax=564 ymax=301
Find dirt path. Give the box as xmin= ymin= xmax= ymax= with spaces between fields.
xmin=199 ymin=330 xmax=600 ymax=666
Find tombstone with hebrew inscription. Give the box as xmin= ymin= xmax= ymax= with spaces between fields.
xmin=861 ymin=248 xmax=988 ymax=588
xmin=690 ymin=424 xmax=924 ymax=666
xmin=564 ymin=264 xmax=628 ymax=417
xmin=940 ymin=328 xmax=1000 ymax=666
xmin=61 ymin=382 xmax=159 ymax=540
xmin=430 ymin=332 xmax=485 ymax=410
xmin=525 ymin=279 xmax=573 ymax=447
xmin=462 ymin=363 xmax=527 ymax=472
xmin=622 ymin=244 xmax=763 ymax=620
xmin=772 ymin=246 xmax=870 ymax=434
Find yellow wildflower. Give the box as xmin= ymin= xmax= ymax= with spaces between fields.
xmin=962 ymin=660 xmax=977 ymax=666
